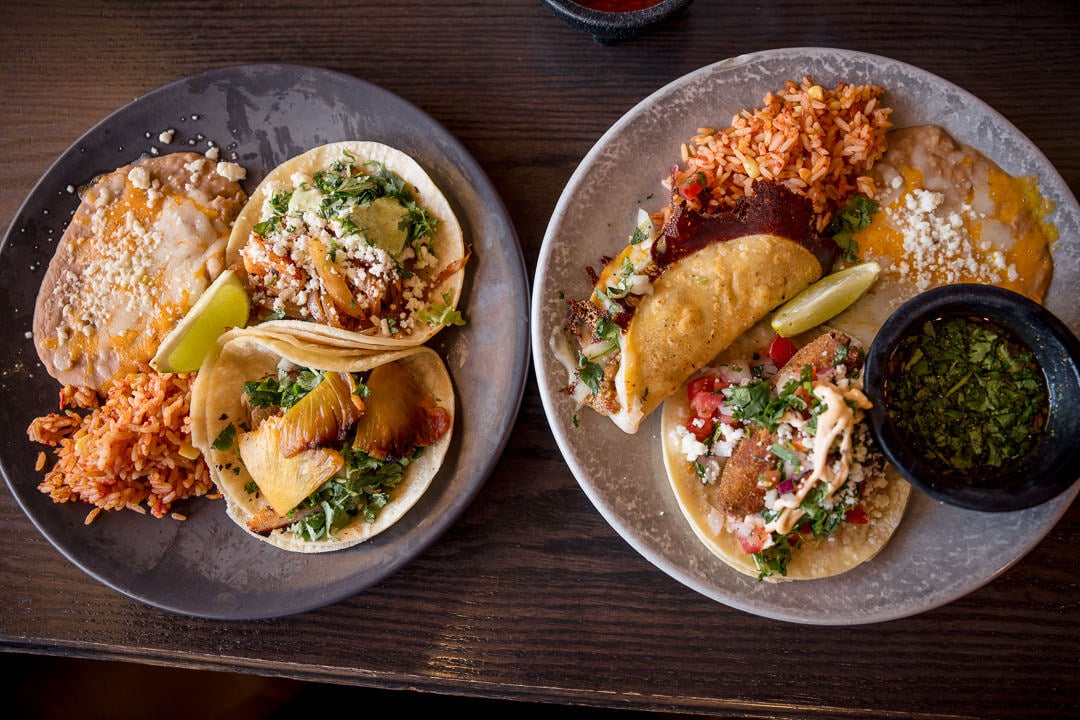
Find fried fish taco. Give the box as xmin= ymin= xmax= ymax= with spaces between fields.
xmin=191 ymin=329 xmax=454 ymax=553
xmin=227 ymin=141 xmax=468 ymax=349
xmin=660 ymin=324 xmax=910 ymax=581
xmin=558 ymin=181 xmax=837 ymax=434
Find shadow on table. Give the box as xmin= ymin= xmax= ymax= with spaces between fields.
xmin=4 ymin=654 xmax=713 ymax=719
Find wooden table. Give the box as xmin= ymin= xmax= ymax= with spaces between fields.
xmin=3 ymin=2 xmax=1078 ymax=718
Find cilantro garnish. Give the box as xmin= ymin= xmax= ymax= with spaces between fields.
xmin=888 ymin=316 xmax=1048 ymax=476
xmin=595 ymin=317 xmax=620 ymax=343
xmin=726 ymin=365 xmax=821 ymax=433
xmin=287 ymin=444 xmax=420 ymax=542
xmin=798 ymin=483 xmax=847 ymax=538
xmin=417 ymin=292 xmax=466 ymax=327
xmin=769 ymin=442 xmax=800 ymax=467
xmin=576 ymin=353 xmax=605 ymax=394
xmin=243 ymin=368 xmax=324 ymax=410
xmin=211 ymin=423 xmax=237 ymax=451
xmin=753 ymin=535 xmax=794 ymax=580
xmin=827 ymin=194 xmax=878 ymax=263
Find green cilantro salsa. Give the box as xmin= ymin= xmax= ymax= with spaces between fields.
xmin=885 ymin=316 xmax=1048 ymax=480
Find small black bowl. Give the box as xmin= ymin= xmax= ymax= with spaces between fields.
xmin=863 ymin=284 xmax=1080 ymax=512
xmin=539 ymin=0 xmax=694 ymax=43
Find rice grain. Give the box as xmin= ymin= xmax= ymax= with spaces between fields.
xmin=667 ymin=77 xmax=892 ymax=231
xmin=28 ymin=368 xmax=214 ymax=523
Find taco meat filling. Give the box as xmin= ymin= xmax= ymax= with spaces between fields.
xmin=227 ymin=359 xmax=450 ymax=540
xmin=563 ymin=180 xmax=835 ymax=417
xmin=670 ymin=331 xmax=887 ymax=579
xmin=236 ymin=152 xmax=446 ymax=337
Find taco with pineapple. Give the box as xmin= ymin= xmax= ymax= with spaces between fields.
xmin=191 ymin=327 xmax=454 ymax=553
xmin=227 ymin=140 xmax=469 ymax=350
xmin=660 ymin=323 xmax=910 ymax=581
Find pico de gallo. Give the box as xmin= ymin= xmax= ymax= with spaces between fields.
xmin=672 ymin=332 xmax=886 ymax=579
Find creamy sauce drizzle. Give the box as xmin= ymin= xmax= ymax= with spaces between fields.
xmin=764 ymin=382 xmax=871 ymax=536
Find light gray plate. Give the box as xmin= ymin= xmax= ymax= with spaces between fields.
xmin=0 ymin=64 xmax=529 ymax=620
xmin=531 ymin=47 xmax=1080 ymax=625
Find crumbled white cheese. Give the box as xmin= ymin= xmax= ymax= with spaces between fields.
xmin=184 ymin=157 xmax=207 ymax=175
xmin=127 ymin=166 xmax=151 ymax=190
xmin=215 ymin=161 xmax=246 ymax=182
xmin=889 ymin=188 xmax=1002 ymax=291
xmin=673 ymin=425 xmax=708 ymax=463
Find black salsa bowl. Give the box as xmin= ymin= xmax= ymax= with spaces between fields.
xmin=539 ymin=0 xmax=694 ymax=43
xmin=863 ymin=284 xmax=1080 ymax=512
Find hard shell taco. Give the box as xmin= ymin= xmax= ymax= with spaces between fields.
xmin=227 ymin=141 xmax=468 ymax=349
xmin=191 ymin=328 xmax=454 ymax=553
xmin=558 ymin=181 xmax=837 ymax=434
xmin=660 ymin=323 xmax=910 ymax=581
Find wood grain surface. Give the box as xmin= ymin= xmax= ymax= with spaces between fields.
xmin=2 ymin=2 xmax=1079 ymax=718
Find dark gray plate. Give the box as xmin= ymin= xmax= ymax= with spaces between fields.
xmin=533 ymin=48 xmax=1080 ymax=624
xmin=0 ymin=64 xmax=528 ymax=620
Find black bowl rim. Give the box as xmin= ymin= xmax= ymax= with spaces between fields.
xmin=863 ymin=284 xmax=1080 ymax=512
xmin=540 ymin=0 xmax=694 ymax=40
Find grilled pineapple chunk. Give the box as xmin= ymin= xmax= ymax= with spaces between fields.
xmin=353 ymin=362 xmax=432 ymax=460
xmin=238 ymin=416 xmax=345 ymax=516
xmin=277 ymin=371 xmax=365 ymax=458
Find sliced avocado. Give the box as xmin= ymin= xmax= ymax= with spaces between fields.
xmin=287 ymin=186 xmax=323 ymax=216
xmin=350 ymin=196 xmax=410 ymax=257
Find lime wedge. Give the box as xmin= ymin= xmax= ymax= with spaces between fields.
xmin=770 ymin=261 xmax=881 ymax=337
xmin=150 ymin=269 xmax=250 ymax=373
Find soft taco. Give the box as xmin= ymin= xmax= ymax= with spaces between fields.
xmin=227 ymin=141 xmax=468 ymax=349
xmin=660 ymin=323 xmax=910 ymax=581
xmin=558 ymin=181 xmax=837 ymax=434
xmin=191 ymin=328 xmax=454 ymax=553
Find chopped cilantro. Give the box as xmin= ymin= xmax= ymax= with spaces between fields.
xmin=798 ymin=483 xmax=847 ymax=538
xmin=576 ymin=353 xmax=605 ymax=395
xmin=887 ymin=316 xmax=1048 ymax=477
xmin=769 ymin=442 xmax=800 ymax=467
xmin=211 ymin=423 xmax=237 ymax=451
xmin=725 ymin=369 xmax=815 ymax=432
xmin=753 ymin=535 xmax=793 ymax=580
xmin=287 ymin=444 xmax=421 ymax=542
xmin=595 ymin=317 xmax=620 ymax=344
xmin=243 ymin=368 xmax=324 ymax=410
xmin=827 ymin=194 xmax=878 ymax=263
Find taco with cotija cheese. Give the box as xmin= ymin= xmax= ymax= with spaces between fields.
xmin=228 ymin=141 xmax=468 ymax=350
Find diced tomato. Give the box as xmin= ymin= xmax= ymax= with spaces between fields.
xmin=737 ymin=527 xmax=767 ymax=554
xmin=768 ymin=334 xmax=798 ymax=367
xmin=679 ymin=172 xmax=708 ymax=200
xmin=845 ymin=505 xmax=869 ymax=524
xmin=686 ymin=374 xmax=729 ymax=441
xmin=686 ymin=417 xmax=714 ymax=442
xmin=688 ymin=375 xmax=727 ymax=413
